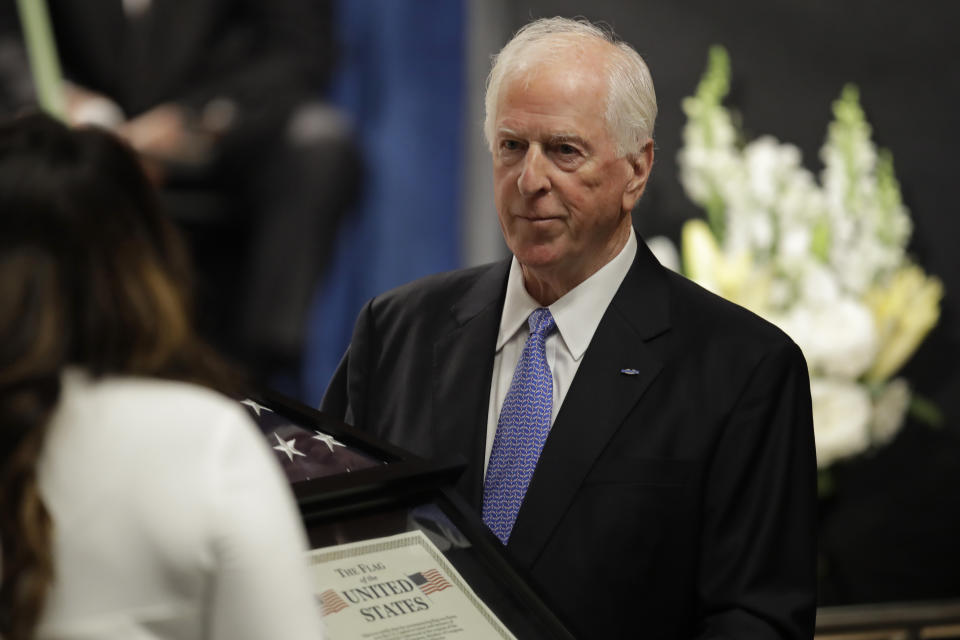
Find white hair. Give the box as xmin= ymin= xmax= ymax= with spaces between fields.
xmin=483 ymin=17 xmax=658 ymax=158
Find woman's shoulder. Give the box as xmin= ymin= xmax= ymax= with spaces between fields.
xmin=55 ymin=368 xmax=254 ymax=445
xmin=42 ymin=369 xmax=267 ymax=514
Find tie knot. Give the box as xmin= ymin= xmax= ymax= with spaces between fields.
xmin=527 ymin=307 xmax=556 ymax=337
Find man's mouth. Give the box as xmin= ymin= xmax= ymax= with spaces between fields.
xmin=516 ymin=213 xmax=561 ymax=222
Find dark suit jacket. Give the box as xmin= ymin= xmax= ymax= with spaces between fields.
xmin=322 ymin=241 xmax=818 ymax=639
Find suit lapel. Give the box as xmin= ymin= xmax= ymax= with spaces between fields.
xmin=507 ymin=242 xmax=672 ymax=567
xmin=432 ymin=261 xmax=510 ymax=508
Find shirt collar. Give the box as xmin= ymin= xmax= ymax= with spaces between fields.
xmin=496 ymin=228 xmax=638 ymax=359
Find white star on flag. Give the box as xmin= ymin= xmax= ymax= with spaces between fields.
xmin=241 ymin=399 xmax=273 ymax=417
xmin=312 ymin=431 xmax=346 ymax=453
xmin=272 ymin=433 xmax=305 ymax=462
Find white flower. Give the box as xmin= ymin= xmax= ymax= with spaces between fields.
xmin=773 ymin=296 xmax=877 ymax=379
xmin=779 ymin=225 xmax=812 ymax=263
xmin=747 ymin=212 xmax=775 ymax=251
xmin=743 ymin=137 xmax=805 ymax=208
xmin=870 ymin=378 xmax=910 ymax=446
xmin=797 ymin=263 xmax=842 ymax=306
xmin=767 ymin=279 xmax=794 ymax=309
xmin=810 ymin=378 xmax=872 ymax=469
xmin=677 ymin=146 xmax=743 ymax=207
xmin=743 ymin=137 xmax=784 ymax=205
xmin=677 ymin=54 xmax=941 ymax=468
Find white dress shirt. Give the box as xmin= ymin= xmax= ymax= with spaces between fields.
xmin=484 ymin=229 xmax=638 ymax=473
xmin=36 ymin=369 xmax=324 ymax=640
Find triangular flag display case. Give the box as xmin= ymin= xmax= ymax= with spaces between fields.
xmin=241 ymin=389 xmax=576 ymax=640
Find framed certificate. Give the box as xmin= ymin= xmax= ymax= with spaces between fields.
xmin=240 ymin=390 xmax=575 ymax=640
xmin=309 ymin=530 xmax=516 ymax=639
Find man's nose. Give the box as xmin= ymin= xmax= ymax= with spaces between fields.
xmin=517 ymin=145 xmax=551 ymax=196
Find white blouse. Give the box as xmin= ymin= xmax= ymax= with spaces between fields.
xmin=36 ymin=369 xmax=323 ymax=639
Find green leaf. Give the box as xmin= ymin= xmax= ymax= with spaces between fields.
xmin=875 ymin=149 xmax=907 ymax=245
xmin=697 ymin=46 xmax=731 ymax=106
xmin=909 ymin=394 xmax=944 ymax=427
xmin=706 ymin=192 xmax=726 ymax=243
xmin=691 ymin=45 xmax=732 ymax=147
xmin=876 ymin=150 xmax=901 ymax=209
xmin=828 ymin=84 xmax=873 ymax=212
xmin=810 ymin=218 xmax=831 ymax=262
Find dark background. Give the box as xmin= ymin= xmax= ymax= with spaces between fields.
xmin=503 ymin=0 xmax=960 ymax=605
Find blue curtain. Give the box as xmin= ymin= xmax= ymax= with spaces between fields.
xmin=303 ymin=0 xmax=465 ymax=405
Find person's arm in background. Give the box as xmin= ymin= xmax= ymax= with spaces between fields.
xmin=0 ymin=4 xmax=125 ymax=126
xmin=0 ymin=3 xmax=189 ymax=179
xmin=165 ymin=0 xmax=335 ymax=159
xmin=116 ymin=0 xmax=336 ymax=178
xmin=1 ymin=0 xmax=334 ymax=176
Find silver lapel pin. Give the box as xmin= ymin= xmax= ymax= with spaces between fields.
xmin=620 ymin=368 xmax=640 ymax=376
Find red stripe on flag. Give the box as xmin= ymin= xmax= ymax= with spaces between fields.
xmin=420 ymin=569 xmax=452 ymax=594
xmin=319 ymin=589 xmax=349 ymax=615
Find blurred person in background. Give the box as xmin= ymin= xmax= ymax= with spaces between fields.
xmin=0 ymin=0 xmax=359 ymax=395
xmin=0 ymin=113 xmax=323 ymax=640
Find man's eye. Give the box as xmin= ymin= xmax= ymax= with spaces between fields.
xmin=500 ymin=140 xmax=520 ymax=151
xmin=558 ymin=144 xmax=578 ymax=155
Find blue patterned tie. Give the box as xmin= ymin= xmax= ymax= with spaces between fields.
xmin=482 ymin=307 xmax=557 ymax=544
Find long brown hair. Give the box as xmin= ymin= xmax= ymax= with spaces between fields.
xmin=0 ymin=112 xmax=239 ymax=639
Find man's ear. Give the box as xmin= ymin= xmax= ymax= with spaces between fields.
xmin=622 ymin=140 xmax=654 ymax=212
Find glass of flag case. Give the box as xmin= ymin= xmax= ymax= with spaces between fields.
xmin=240 ymin=390 xmax=575 ymax=640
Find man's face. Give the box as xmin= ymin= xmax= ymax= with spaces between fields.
xmin=492 ymin=49 xmax=651 ymax=298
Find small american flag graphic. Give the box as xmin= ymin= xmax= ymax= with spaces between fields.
xmin=408 ymin=569 xmax=452 ymax=595
xmin=318 ymin=589 xmax=349 ymax=616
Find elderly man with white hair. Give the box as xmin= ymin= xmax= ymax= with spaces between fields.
xmin=323 ymin=16 xmax=817 ymax=639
